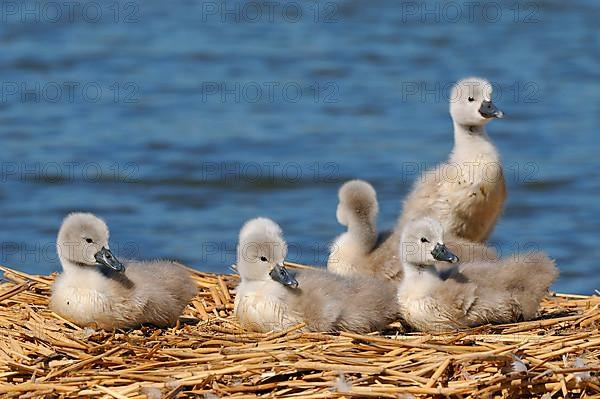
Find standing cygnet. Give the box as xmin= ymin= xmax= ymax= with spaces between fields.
xmin=397 ymin=218 xmax=558 ymax=333
xmin=234 ymin=217 xmax=399 ymax=333
xmin=49 ymin=213 xmax=197 ymax=329
xmin=327 ymin=180 xmax=379 ymax=277
xmin=398 ymin=77 xmax=506 ymax=243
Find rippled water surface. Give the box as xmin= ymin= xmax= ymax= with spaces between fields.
xmin=0 ymin=0 xmax=598 ymax=293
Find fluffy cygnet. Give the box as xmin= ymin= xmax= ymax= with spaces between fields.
xmin=49 ymin=213 xmax=197 ymax=329
xmin=327 ymin=180 xmax=379 ymax=277
xmin=398 ymin=77 xmax=506 ymax=243
xmin=397 ymin=218 xmax=558 ymax=333
xmin=234 ymin=217 xmax=399 ymax=333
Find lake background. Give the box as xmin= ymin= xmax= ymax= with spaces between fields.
xmin=0 ymin=0 xmax=598 ymax=294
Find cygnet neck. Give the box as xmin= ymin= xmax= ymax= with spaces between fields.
xmin=451 ymin=121 xmax=498 ymax=161
xmin=403 ymin=261 xmax=441 ymax=281
xmin=346 ymin=213 xmax=377 ymax=249
xmin=237 ymin=262 xmax=267 ymax=283
xmin=58 ymin=251 xmax=92 ymax=273
xmin=58 ymin=254 xmax=134 ymax=289
xmin=453 ymin=120 xmax=489 ymax=142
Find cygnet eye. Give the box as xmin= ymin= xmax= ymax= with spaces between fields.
xmin=85 ymin=238 xmax=93 ymax=243
xmin=420 ymin=237 xmax=429 ymax=243
xmin=467 ymin=97 xmax=475 ymax=102
xmin=260 ymin=256 xmax=268 ymax=262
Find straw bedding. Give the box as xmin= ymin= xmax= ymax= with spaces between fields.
xmin=0 ymin=263 xmax=598 ymax=398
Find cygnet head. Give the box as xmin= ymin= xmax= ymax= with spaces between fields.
xmin=336 ymin=180 xmax=378 ymax=226
xmin=400 ymin=217 xmax=459 ymax=267
xmin=449 ymin=77 xmax=504 ymax=127
xmin=237 ymin=217 xmax=298 ymax=288
xmin=57 ymin=212 xmax=124 ymax=272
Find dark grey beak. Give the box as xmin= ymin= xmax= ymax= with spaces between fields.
xmin=479 ymin=100 xmax=504 ymax=119
xmin=431 ymin=243 xmax=459 ymax=263
xmin=269 ymin=263 xmax=299 ymax=289
xmin=94 ymin=247 xmax=125 ymax=272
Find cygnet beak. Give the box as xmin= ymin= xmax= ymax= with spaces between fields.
xmin=431 ymin=243 xmax=459 ymax=263
xmin=479 ymin=100 xmax=504 ymax=119
xmin=94 ymin=247 xmax=125 ymax=272
xmin=269 ymin=263 xmax=299 ymax=289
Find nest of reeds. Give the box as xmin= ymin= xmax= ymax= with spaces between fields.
xmin=0 ymin=263 xmax=598 ymax=398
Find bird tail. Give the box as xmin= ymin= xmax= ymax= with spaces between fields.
xmin=501 ymin=251 xmax=558 ymax=319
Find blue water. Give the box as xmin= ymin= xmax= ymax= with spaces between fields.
xmin=0 ymin=1 xmax=598 ymax=294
